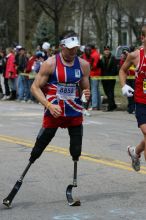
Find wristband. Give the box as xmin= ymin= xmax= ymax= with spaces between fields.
xmin=47 ymin=102 xmax=51 ymax=109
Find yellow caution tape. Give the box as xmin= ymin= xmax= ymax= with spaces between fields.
xmin=20 ymin=72 xmax=36 ymax=79
xmin=92 ymin=75 xmax=135 ymax=80
xmin=20 ymin=73 xmax=135 ymax=80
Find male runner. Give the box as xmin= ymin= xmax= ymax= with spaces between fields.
xmin=119 ymin=25 xmax=146 ymax=171
xmin=29 ymin=30 xmax=90 ymax=164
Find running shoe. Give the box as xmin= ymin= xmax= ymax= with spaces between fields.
xmin=127 ymin=145 xmax=140 ymax=171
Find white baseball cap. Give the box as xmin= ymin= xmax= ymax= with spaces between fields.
xmin=42 ymin=42 xmax=50 ymax=50
xmin=80 ymin=45 xmax=85 ymax=52
xmin=16 ymin=45 xmax=22 ymax=50
xmin=60 ymin=36 xmax=80 ymax=49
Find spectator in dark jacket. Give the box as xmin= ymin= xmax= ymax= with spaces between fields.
xmin=17 ymin=47 xmax=28 ymax=101
xmin=100 ymin=46 xmax=118 ymax=111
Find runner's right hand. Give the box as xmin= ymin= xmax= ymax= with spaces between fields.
xmin=122 ymin=84 xmax=134 ymax=97
xmin=48 ymin=104 xmax=62 ymax=118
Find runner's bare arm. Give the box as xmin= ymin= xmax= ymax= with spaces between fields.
xmin=119 ymin=51 xmax=136 ymax=87
xmin=31 ymin=58 xmax=53 ymax=108
xmin=31 ymin=57 xmax=62 ymax=118
xmin=79 ymin=58 xmax=90 ymax=100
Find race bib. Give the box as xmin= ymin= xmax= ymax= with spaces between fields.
xmin=56 ymin=83 xmax=76 ymax=100
xmin=143 ymin=79 xmax=146 ymax=94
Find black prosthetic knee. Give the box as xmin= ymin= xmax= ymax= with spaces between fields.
xmin=68 ymin=125 xmax=83 ymax=161
xmin=29 ymin=127 xmax=57 ymax=163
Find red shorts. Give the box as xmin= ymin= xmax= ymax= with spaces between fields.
xmin=43 ymin=115 xmax=83 ymax=128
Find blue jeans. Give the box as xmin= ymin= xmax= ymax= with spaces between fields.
xmin=26 ymin=79 xmax=35 ymax=101
xmin=90 ymin=78 xmax=101 ymax=109
xmin=17 ymin=75 xmax=30 ymax=100
xmin=17 ymin=75 xmax=25 ymax=100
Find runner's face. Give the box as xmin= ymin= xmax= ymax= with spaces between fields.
xmin=141 ymin=27 xmax=146 ymax=45
xmin=141 ymin=34 xmax=146 ymax=46
xmin=61 ymin=46 xmax=78 ymax=62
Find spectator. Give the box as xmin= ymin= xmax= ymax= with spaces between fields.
xmin=17 ymin=47 xmax=28 ymax=101
xmin=42 ymin=42 xmax=50 ymax=60
xmin=100 ymin=46 xmax=118 ymax=111
xmin=25 ymin=51 xmax=36 ymax=102
xmin=90 ymin=44 xmax=101 ymax=110
xmin=15 ymin=45 xmax=22 ymax=68
xmin=82 ymin=44 xmax=101 ymax=111
xmin=0 ymin=49 xmax=6 ymax=99
xmin=33 ymin=51 xmax=45 ymax=73
xmin=3 ymin=47 xmax=17 ymax=100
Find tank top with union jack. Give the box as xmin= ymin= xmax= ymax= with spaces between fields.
xmin=43 ymin=53 xmax=83 ymax=117
xmin=135 ymin=47 xmax=146 ymax=104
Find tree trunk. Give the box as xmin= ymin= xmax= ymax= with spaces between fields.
xmin=19 ymin=0 xmax=25 ymax=46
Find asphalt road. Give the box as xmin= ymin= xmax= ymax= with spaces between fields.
xmin=0 ymin=100 xmax=146 ymax=220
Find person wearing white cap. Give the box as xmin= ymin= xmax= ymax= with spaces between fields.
xmin=42 ymin=42 xmax=50 ymax=60
xmin=60 ymin=36 xmax=80 ymax=49
xmin=30 ymin=30 xmax=90 ymax=160
xmin=4 ymin=30 xmax=90 ymax=206
xmin=29 ymin=30 xmax=90 ymax=164
xmin=16 ymin=45 xmax=22 ymax=50
xmin=42 ymin=42 xmax=50 ymax=50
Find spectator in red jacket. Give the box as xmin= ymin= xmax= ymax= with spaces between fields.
xmin=82 ymin=45 xmax=101 ymax=110
xmin=0 ymin=49 xmax=6 ymax=99
xmin=90 ymin=44 xmax=101 ymax=110
xmin=3 ymin=47 xmax=17 ymax=100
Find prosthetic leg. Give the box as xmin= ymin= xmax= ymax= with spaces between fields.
xmin=3 ymin=128 xmax=57 ymax=208
xmin=66 ymin=125 xmax=83 ymax=206
xmin=3 ymin=162 xmax=32 ymax=207
xmin=66 ymin=160 xmax=81 ymax=206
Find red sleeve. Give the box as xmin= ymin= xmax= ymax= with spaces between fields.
xmin=26 ymin=57 xmax=35 ymax=73
xmin=91 ymin=53 xmax=100 ymax=70
xmin=7 ymin=55 xmax=15 ymax=73
xmin=119 ymin=58 xmax=124 ymax=67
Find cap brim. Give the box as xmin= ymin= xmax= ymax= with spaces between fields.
xmin=65 ymin=42 xmax=80 ymax=49
xmin=61 ymin=36 xmax=80 ymax=49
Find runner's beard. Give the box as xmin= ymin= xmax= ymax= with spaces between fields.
xmin=61 ymin=53 xmax=75 ymax=63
